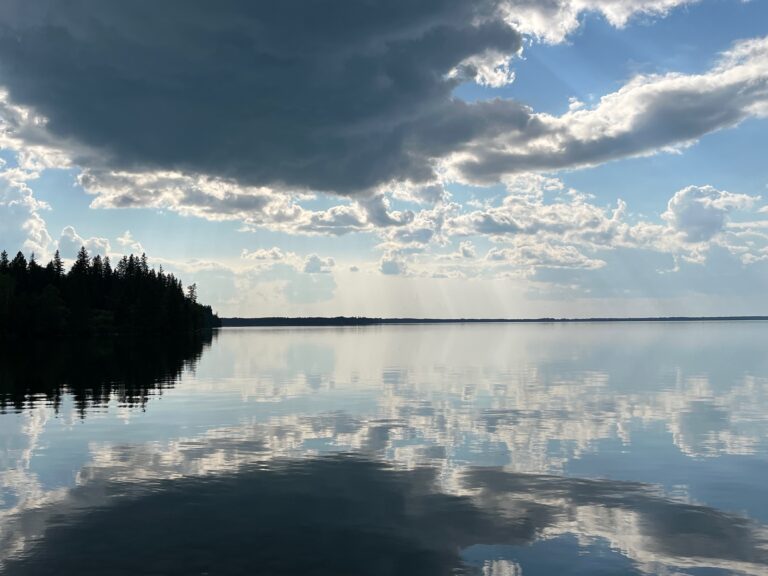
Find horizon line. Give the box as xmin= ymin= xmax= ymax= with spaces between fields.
xmin=219 ymin=315 xmax=768 ymax=327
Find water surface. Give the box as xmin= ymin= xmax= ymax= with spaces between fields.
xmin=1 ymin=323 xmax=767 ymax=575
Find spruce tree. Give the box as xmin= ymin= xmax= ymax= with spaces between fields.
xmin=53 ymin=250 xmax=64 ymax=277
xmin=71 ymin=246 xmax=90 ymax=275
xmin=0 ymin=247 xmax=220 ymax=335
xmin=11 ymin=251 xmax=27 ymax=273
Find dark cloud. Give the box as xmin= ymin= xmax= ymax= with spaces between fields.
xmin=0 ymin=0 xmax=523 ymax=194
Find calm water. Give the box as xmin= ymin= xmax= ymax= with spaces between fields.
xmin=1 ymin=323 xmax=767 ymax=575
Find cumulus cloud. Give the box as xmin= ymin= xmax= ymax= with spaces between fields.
xmin=451 ymin=36 xmax=768 ymax=183
xmin=116 ymin=230 xmax=143 ymax=254
xmin=240 ymin=246 xmax=339 ymax=277
xmin=410 ymin=176 xmax=768 ymax=281
xmin=501 ymin=0 xmax=696 ymax=43
xmin=58 ymin=226 xmax=111 ymax=259
xmin=78 ymin=170 xmax=423 ymax=238
xmin=662 ymin=185 xmax=758 ymax=242
xmin=459 ymin=241 xmax=477 ymax=258
xmin=0 ymin=164 xmax=52 ymax=257
xmin=380 ymin=252 xmax=408 ymax=276
xmin=447 ymin=175 xmax=627 ymax=246
xmin=303 ymin=254 xmax=335 ymax=274
xmin=486 ymin=243 xmax=606 ymax=270
xmin=241 ymin=247 xmax=288 ymax=262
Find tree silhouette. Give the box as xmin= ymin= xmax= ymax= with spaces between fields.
xmin=0 ymin=246 xmax=220 ymax=337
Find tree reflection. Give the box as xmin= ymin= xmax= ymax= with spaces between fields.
xmin=0 ymin=331 xmax=215 ymax=415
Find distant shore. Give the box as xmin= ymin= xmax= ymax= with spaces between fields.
xmin=220 ymin=316 xmax=768 ymax=327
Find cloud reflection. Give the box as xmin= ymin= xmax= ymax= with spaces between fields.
xmin=2 ymin=324 xmax=768 ymax=574
xmin=2 ymin=452 xmax=767 ymax=575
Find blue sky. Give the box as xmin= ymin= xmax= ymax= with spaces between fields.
xmin=1 ymin=0 xmax=768 ymax=317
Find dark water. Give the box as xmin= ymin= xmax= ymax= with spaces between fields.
xmin=1 ymin=324 xmax=767 ymax=575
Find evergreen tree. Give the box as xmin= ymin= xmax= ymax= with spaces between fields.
xmin=71 ymin=247 xmax=90 ymax=275
xmin=53 ymin=250 xmax=64 ymax=277
xmin=0 ymin=246 xmax=220 ymax=336
xmin=10 ymin=252 xmax=27 ymax=273
xmin=91 ymin=255 xmax=104 ymax=277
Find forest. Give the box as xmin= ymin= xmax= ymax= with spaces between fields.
xmin=0 ymin=247 xmax=220 ymax=337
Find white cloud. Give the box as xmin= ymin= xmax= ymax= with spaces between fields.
xmin=502 ymin=0 xmax=696 ymax=43
xmin=451 ymin=36 xmax=768 ymax=183
xmin=459 ymin=241 xmax=477 ymax=258
xmin=303 ymin=254 xmax=336 ymax=274
xmin=57 ymin=225 xmax=111 ymax=259
xmin=116 ymin=230 xmax=143 ymax=254
xmin=379 ymin=252 xmax=408 ymax=276
xmin=0 ymin=165 xmax=52 ymax=258
xmin=486 ymin=243 xmax=606 ymax=271
xmin=241 ymin=247 xmax=288 ymax=261
xmin=662 ymin=185 xmax=758 ymax=242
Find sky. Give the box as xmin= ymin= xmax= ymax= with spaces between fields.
xmin=1 ymin=0 xmax=768 ymax=318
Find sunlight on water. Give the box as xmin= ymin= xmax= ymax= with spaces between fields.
xmin=1 ymin=323 xmax=767 ymax=575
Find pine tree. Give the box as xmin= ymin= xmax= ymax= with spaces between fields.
xmin=71 ymin=246 xmax=90 ymax=275
xmin=53 ymin=250 xmax=64 ymax=277
xmin=186 ymin=283 xmax=197 ymax=303
xmin=0 ymin=247 xmax=220 ymax=335
xmin=91 ymin=255 xmax=104 ymax=277
xmin=11 ymin=251 xmax=27 ymax=273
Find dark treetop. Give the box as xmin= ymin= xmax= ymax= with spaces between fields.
xmin=0 ymin=247 xmax=220 ymax=337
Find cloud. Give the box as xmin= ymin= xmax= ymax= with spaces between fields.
xmin=303 ymin=254 xmax=335 ymax=274
xmin=55 ymin=34 xmax=768 ymax=237
xmin=241 ymin=247 xmax=288 ymax=262
xmin=400 ymin=176 xmax=768 ymax=283
xmin=0 ymin=165 xmax=52 ymax=257
xmin=451 ymin=36 xmax=768 ymax=183
xmin=501 ymin=0 xmax=696 ymax=43
xmin=57 ymin=226 xmax=111 ymax=259
xmin=447 ymin=175 xmax=627 ymax=246
xmin=0 ymin=0 xmax=710 ymax=203
xmin=459 ymin=241 xmax=477 ymax=258
xmin=486 ymin=243 xmax=606 ymax=271
xmin=662 ymin=185 xmax=758 ymax=243
xmin=380 ymin=252 xmax=408 ymax=276
xmin=79 ymin=170 xmax=423 ymax=238
xmin=0 ymin=0 xmax=523 ymax=194
xmin=115 ymin=230 xmax=143 ymax=254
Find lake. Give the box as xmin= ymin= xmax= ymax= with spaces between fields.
xmin=1 ymin=323 xmax=767 ymax=575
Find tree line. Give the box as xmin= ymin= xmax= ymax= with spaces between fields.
xmin=0 ymin=247 xmax=220 ymax=337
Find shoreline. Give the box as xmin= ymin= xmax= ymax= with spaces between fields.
xmin=220 ymin=316 xmax=768 ymax=327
